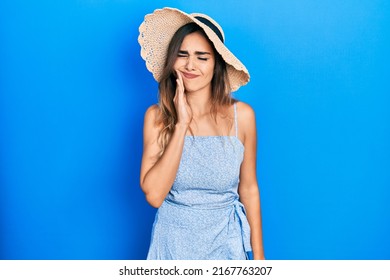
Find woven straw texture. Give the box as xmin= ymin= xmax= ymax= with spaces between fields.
xmin=138 ymin=7 xmax=250 ymax=92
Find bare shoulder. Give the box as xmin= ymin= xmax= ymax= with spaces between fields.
xmin=144 ymin=104 xmax=159 ymax=121
xmin=143 ymin=104 xmax=163 ymax=143
xmin=236 ymin=101 xmax=256 ymax=124
xmin=235 ymin=101 xmax=256 ymax=142
xmin=144 ymin=104 xmax=162 ymax=129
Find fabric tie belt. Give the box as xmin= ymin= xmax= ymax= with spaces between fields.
xmin=229 ymin=200 xmax=252 ymax=253
xmin=164 ymin=198 xmax=252 ymax=254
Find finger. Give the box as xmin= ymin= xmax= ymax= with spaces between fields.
xmin=175 ymin=70 xmax=182 ymax=83
xmin=175 ymin=70 xmax=184 ymax=93
xmin=175 ymin=79 xmax=182 ymax=98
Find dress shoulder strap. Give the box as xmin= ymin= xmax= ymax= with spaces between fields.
xmin=234 ymin=102 xmax=238 ymax=137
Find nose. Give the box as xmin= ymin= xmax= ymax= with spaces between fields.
xmin=185 ymin=56 xmax=195 ymax=71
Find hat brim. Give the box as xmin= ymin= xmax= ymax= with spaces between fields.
xmin=138 ymin=7 xmax=250 ymax=92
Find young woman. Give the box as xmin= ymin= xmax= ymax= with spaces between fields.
xmin=138 ymin=7 xmax=265 ymax=260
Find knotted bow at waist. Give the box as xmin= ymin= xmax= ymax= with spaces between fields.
xmin=229 ymin=200 xmax=252 ymax=253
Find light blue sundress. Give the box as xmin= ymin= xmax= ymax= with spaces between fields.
xmin=147 ymin=103 xmax=252 ymax=260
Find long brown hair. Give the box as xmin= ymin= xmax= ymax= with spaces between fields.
xmin=157 ymin=22 xmax=234 ymax=154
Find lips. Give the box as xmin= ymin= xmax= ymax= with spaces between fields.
xmin=181 ymin=72 xmax=199 ymax=79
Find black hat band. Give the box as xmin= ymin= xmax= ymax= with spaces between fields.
xmin=194 ymin=16 xmax=224 ymax=43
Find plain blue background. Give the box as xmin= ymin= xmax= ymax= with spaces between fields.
xmin=1 ymin=0 xmax=389 ymax=259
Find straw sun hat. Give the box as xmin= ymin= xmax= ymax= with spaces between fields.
xmin=138 ymin=7 xmax=250 ymax=92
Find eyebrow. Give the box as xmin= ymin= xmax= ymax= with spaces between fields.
xmin=178 ymin=50 xmax=211 ymax=55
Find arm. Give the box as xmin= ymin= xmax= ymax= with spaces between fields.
xmin=140 ymin=71 xmax=191 ymax=208
xmin=237 ymin=102 xmax=265 ymax=260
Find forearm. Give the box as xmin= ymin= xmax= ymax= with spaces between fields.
xmin=240 ymin=187 xmax=265 ymax=259
xmin=141 ymin=124 xmax=187 ymax=207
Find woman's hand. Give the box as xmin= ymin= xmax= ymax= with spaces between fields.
xmin=173 ymin=70 xmax=192 ymax=126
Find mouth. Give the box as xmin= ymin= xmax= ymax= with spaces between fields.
xmin=181 ymin=72 xmax=199 ymax=79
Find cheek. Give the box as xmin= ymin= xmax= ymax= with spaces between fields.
xmin=206 ymin=61 xmax=215 ymax=75
xmin=173 ymin=58 xmax=186 ymax=70
xmin=204 ymin=64 xmax=215 ymax=78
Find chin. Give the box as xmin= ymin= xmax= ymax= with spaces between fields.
xmin=184 ymin=86 xmax=197 ymax=93
xmin=184 ymin=83 xmax=210 ymax=94
xmin=182 ymin=84 xmax=197 ymax=93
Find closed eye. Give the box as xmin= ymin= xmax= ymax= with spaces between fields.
xmin=178 ymin=50 xmax=211 ymax=60
xmin=178 ymin=51 xmax=188 ymax=58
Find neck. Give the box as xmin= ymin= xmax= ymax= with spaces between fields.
xmin=185 ymin=87 xmax=212 ymax=117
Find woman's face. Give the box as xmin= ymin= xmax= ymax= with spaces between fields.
xmin=173 ymin=31 xmax=215 ymax=94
